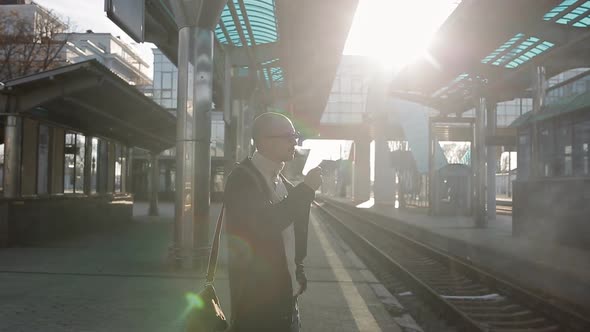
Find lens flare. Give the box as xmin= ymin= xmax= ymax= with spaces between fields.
xmin=185 ymin=292 xmax=205 ymax=310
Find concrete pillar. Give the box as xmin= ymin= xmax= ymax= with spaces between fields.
xmin=486 ymin=101 xmax=497 ymax=220
xmin=373 ymin=118 xmax=395 ymax=205
xmin=3 ymin=115 xmax=22 ymax=198
xmin=367 ymin=71 xmax=395 ymax=205
xmin=474 ymin=97 xmax=487 ymax=227
xmin=352 ymin=135 xmax=371 ymax=203
xmin=148 ymin=153 xmax=159 ymax=216
xmin=531 ymin=66 xmax=547 ymax=178
xmin=126 ymin=148 xmax=133 ymax=193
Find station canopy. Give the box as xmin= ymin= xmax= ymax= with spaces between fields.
xmin=144 ymin=0 xmax=359 ymax=130
xmin=1 ymin=60 xmax=175 ymax=152
xmin=391 ymin=0 xmax=590 ymax=115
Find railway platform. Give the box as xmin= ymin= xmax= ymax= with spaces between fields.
xmin=0 ymin=202 xmax=410 ymax=332
xmin=323 ymin=196 xmax=590 ymax=314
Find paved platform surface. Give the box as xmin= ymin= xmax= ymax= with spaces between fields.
xmin=0 ymin=201 xmax=406 ymax=332
xmin=325 ymin=196 xmax=590 ymax=313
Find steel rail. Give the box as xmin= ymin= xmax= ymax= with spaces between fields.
xmin=316 ymin=199 xmax=590 ymax=331
xmin=314 ymin=202 xmax=485 ymax=332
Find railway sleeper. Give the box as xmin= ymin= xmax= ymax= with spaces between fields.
xmin=456 ymin=304 xmax=523 ymax=313
xmin=467 ymin=310 xmax=537 ymax=321
xmin=484 ymin=317 xmax=553 ymax=328
xmin=425 ymin=280 xmax=486 ymax=289
xmin=482 ymin=326 xmax=559 ymax=332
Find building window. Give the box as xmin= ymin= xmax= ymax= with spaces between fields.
xmin=37 ymin=125 xmax=50 ymax=195
xmin=332 ymin=78 xmax=340 ymax=92
xmin=97 ymin=140 xmax=109 ymax=193
xmin=114 ymin=144 xmax=122 ymax=193
xmin=517 ymin=129 xmax=531 ymax=180
xmin=352 ymin=78 xmax=363 ymax=93
xmin=91 ymin=138 xmax=98 ymax=193
xmin=0 ymin=143 xmax=4 ymax=193
xmin=64 ymin=132 xmax=85 ymax=193
xmin=574 ymin=115 xmax=590 ymax=176
xmin=538 ymin=123 xmax=554 ymax=177
xmin=555 ymin=119 xmax=573 ymax=176
xmin=211 ymin=112 xmax=225 ymax=158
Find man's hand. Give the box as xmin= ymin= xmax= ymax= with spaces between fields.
xmin=304 ymin=167 xmax=322 ymax=191
xmin=295 ymin=265 xmax=307 ymax=295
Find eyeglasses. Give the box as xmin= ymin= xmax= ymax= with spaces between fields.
xmin=264 ymin=131 xmax=301 ymax=141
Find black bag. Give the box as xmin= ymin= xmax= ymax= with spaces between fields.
xmin=185 ymin=205 xmax=228 ymax=332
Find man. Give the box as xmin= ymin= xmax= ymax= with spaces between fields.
xmin=224 ymin=112 xmax=322 ymax=331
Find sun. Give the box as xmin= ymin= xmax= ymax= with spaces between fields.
xmin=343 ymin=0 xmax=460 ymax=70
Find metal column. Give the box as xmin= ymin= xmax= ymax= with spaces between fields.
xmin=486 ymin=101 xmax=497 ymax=220
xmin=4 ymin=115 xmax=22 ymax=198
xmin=474 ymin=97 xmax=487 ymax=227
xmin=223 ymin=52 xmax=236 ymax=176
xmin=172 ymin=26 xmax=214 ymax=269
xmin=83 ymin=136 xmax=92 ymax=194
xmin=126 ymin=148 xmax=133 ymax=193
xmin=531 ymin=66 xmax=546 ymax=178
xmin=168 ymin=0 xmax=229 ymax=268
xmin=191 ymin=27 xmax=213 ymax=270
xmin=148 ymin=152 xmax=160 ymax=216
xmin=428 ymin=117 xmax=435 ymax=215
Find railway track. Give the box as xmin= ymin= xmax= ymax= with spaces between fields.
xmin=314 ymin=199 xmax=590 ymax=332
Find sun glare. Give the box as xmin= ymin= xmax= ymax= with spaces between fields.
xmin=301 ymin=140 xmax=352 ymax=175
xmin=344 ymin=0 xmax=460 ymax=70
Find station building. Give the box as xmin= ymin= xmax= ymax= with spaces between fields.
xmin=0 ymin=60 xmax=174 ymax=247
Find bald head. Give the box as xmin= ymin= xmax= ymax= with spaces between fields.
xmin=252 ymin=112 xmax=298 ymax=162
xmin=252 ymin=112 xmax=294 ymax=146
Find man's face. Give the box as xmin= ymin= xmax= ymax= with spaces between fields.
xmin=259 ymin=118 xmax=299 ymax=163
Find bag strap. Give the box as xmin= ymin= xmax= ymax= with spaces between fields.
xmin=205 ymin=160 xmax=267 ymax=284
xmin=205 ymin=203 xmax=224 ymax=284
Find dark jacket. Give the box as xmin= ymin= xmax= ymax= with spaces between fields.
xmin=224 ymin=158 xmax=315 ymax=332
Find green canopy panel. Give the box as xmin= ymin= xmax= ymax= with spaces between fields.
xmin=215 ymin=0 xmax=278 ymax=47
xmin=544 ymin=0 xmax=590 ymax=28
xmin=480 ymin=33 xmax=555 ymax=69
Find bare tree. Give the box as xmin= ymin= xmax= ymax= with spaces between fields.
xmin=0 ymin=6 xmax=69 ymax=81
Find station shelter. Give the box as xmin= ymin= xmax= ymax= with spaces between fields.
xmin=0 ymin=60 xmax=175 ymax=246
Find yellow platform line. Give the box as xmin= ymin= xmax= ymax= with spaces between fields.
xmin=311 ymin=213 xmax=382 ymax=331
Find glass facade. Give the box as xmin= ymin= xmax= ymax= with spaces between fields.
xmin=150 ymin=49 xmax=225 ymax=156
xmin=546 ymin=69 xmax=590 ymax=104
xmin=524 ymin=113 xmax=590 ymax=179
xmin=497 ymin=98 xmax=532 ymax=127
xmin=211 ymin=111 xmax=225 ymax=157
xmin=321 ymin=56 xmax=372 ymax=124
xmin=64 ymin=132 xmax=85 ymax=194
xmin=518 ymin=67 xmax=590 ymax=179
xmin=37 ymin=124 xmax=50 ymax=195
xmin=152 ymin=49 xmax=178 ymax=110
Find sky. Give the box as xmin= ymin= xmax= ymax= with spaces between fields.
xmin=34 ymin=0 xmax=156 ymax=70
xmin=344 ymin=0 xmax=460 ymax=69
xmin=32 ymin=0 xmax=460 ymax=176
xmin=35 ymin=0 xmax=460 ymax=75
